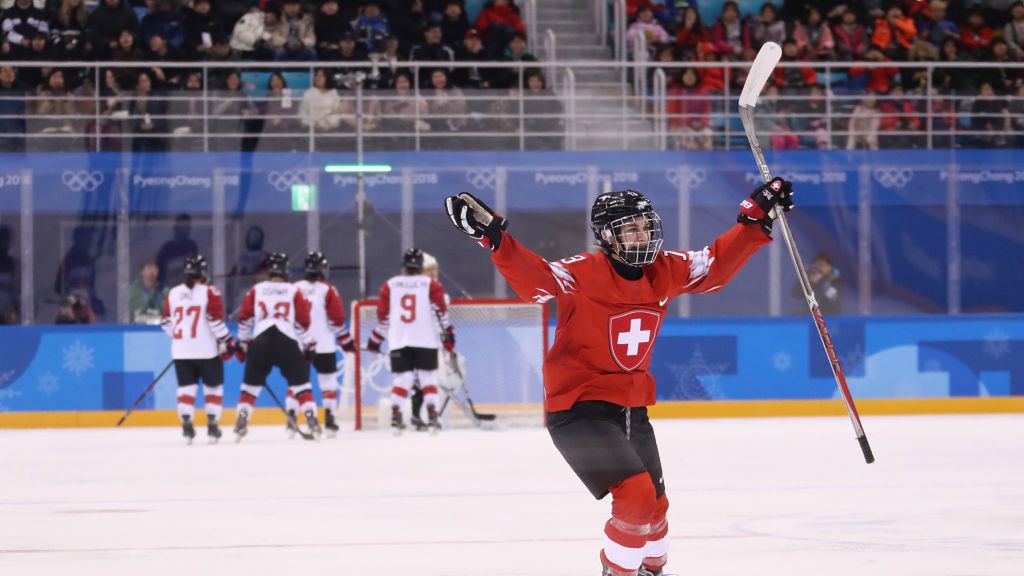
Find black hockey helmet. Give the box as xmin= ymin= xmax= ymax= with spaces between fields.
xmin=402 ymin=247 xmax=424 ymax=272
xmin=267 ymin=252 xmax=289 ymax=279
xmin=590 ymin=190 xmax=664 ymax=266
xmin=304 ymin=251 xmax=328 ymax=277
xmin=183 ymin=254 xmax=209 ymax=280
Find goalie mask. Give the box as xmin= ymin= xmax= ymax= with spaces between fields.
xmin=266 ymin=252 xmax=289 ymax=279
xmin=590 ymin=190 xmax=664 ymax=266
xmin=304 ymin=251 xmax=328 ymax=277
xmin=183 ymin=254 xmax=209 ymax=281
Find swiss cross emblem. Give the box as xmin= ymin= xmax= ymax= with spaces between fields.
xmin=608 ymin=310 xmax=663 ymax=371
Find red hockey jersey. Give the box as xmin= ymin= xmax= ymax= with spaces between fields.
xmin=491 ymin=223 xmax=771 ymax=412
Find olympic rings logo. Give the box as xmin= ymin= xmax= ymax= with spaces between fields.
xmin=665 ymin=167 xmax=706 ymax=189
xmin=62 ymin=171 xmax=105 ymax=192
xmin=361 ymin=351 xmax=392 ymax=393
xmin=465 ymin=168 xmax=496 ymax=191
xmin=267 ymin=170 xmax=307 ymax=192
xmin=872 ymin=168 xmax=913 ymax=189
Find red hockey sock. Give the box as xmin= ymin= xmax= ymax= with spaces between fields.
xmin=602 ymin=472 xmax=656 ymax=572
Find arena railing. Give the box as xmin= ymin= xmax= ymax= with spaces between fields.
xmin=0 ymin=60 xmax=1022 ymax=153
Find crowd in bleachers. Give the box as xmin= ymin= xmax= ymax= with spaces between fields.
xmin=640 ymin=0 xmax=1024 ymax=149
xmin=0 ymin=0 xmax=564 ymax=152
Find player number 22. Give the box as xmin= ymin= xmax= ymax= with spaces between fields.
xmin=173 ymin=306 xmax=201 ymax=339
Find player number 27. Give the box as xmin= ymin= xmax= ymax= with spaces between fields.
xmin=173 ymin=306 xmax=201 ymax=339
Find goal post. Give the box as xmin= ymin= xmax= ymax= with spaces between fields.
xmin=342 ymin=298 xmax=549 ymax=430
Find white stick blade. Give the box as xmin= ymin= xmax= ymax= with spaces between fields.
xmin=739 ymin=42 xmax=782 ymax=108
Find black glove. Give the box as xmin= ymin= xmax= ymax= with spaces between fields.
xmin=444 ymin=192 xmax=508 ymax=251
xmin=366 ymin=338 xmax=381 ymax=353
xmin=338 ymin=333 xmax=356 ymax=353
xmin=737 ymin=177 xmax=795 ymax=234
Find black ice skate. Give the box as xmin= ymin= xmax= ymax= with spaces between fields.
xmin=234 ymin=411 xmax=249 ymax=442
xmin=207 ymin=418 xmax=222 ymax=444
xmin=426 ymin=405 xmax=440 ymax=435
xmin=410 ymin=414 xmax=428 ymax=432
xmin=286 ymin=409 xmax=299 ymax=439
xmin=303 ymin=409 xmax=322 ymax=439
xmin=324 ymin=409 xmax=339 ymax=438
xmin=391 ymin=405 xmax=405 ymax=436
xmin=182 ymin=415 xmax=196 ymax=445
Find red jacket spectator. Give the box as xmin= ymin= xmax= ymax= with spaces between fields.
xmin=833 ymin=11 xmax=866 ymax=60
xmin=773 ymin=40 xmax=818 ymax=90
xmin=667 ymin=69 xmax=710 ymax=131
xmin=960 ymin=8 xmax=993 ymax=53
xmin=475 ymin=0 xmax=525 ymax=40
xmin=849 ymin=48 xmax=899 ymax=94
xmin=675 ymin=7 xmax=707 ymax=55
xmin=709 ymin=1 xmax=745 ymax=58
xmin=871 ymin=8 xmax=916 ymax=54
xmin=879 ymin=89 xmax=922 ymax=133
xmin=627 ymin=0 xmax=663 ymax=19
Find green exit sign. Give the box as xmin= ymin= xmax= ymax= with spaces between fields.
xmin=291 ymin=184 xmax=317 ymax=211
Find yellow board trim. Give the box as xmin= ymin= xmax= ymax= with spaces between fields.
xmin=1 ymin=397 xmax=1022 ymax=429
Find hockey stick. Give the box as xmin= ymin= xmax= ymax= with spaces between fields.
xmin=739 ymin=42 xmax=874 ymax=464
xmin=116 ymin=360 xmax=174 ymax=427
xmin=445 ymin=351 xmax=496 ymax=421
xmin=262 ymin=385 xmax=317 ymax=441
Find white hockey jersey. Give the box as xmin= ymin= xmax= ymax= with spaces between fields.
xmin=369 ymin=274 xmax=451 ymax=350
xmin=161 ymin=283 xmax=231 ymax=360
xmin=294 ymin=279 xmax=350 ymax=353
xmin=238 ymin=280 xmax=312 ymax=345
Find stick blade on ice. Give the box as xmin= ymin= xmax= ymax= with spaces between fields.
xmin=739 ymin=42 xmax=782 ymax=108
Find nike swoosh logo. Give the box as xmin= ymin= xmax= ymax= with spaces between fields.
xmin=658 ymin=298 xmax=669 ymax=307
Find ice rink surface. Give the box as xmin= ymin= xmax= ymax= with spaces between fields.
xmin=2 ymin=414 xmax=1023 ymax=576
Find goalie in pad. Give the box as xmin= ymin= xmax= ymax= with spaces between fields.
xmin=160 ymin=254 xmax=236 ymax=444
xmin=445 ymin=179 xmax=793 ymax=576
xmin=234 ymin=252 xmax=318 ymax=440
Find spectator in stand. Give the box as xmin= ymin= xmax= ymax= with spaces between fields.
xmin=1005 ymin=1 xmax=1024 ymax=57
xmin=523 ymin=70 xmax=563 ymax=151
xmin=878 ymin=85 xmax=922 ymax=148
xmin=846 ymin=91 xmax=880 ymax=150
xmin=626 ymin=5 xmax=670 ymax=56
xmin=258 ymin=72 xmax=301 ymax=151
xmin=790 ymin=83 xmax=830 ymax=149
xmin=674 ymin=6 xmax=706 ymax=60
xmin=129 ymin=261 xmax=167 ymax=324
xmin=833 ymin=9 xmax=866 ymax=61
xmin=88 ymin=0 xmax=140 ymax=59
xmin=983 ymin=38 xmax=1023 ymax=94
xmin=33 ymin=70 xmax=76 ymax=151
xmin=393 ymin=0 xmax=428 ymax=54
xmin=270 ymin=0 xmax=316 ymax=61
xmin=54 ymin=291 xmax=97 ymax=324
xmin=54 ymin=226 xmax=102 ymax=322
xmin=140 ymin=0 xmax=183 ymax=49
xmin=210 ymin=70 xmax=256 ymax=151
xmin=423 ymin=68 xmax=465 ymax=148
xmin=301 ymin=68 xmax=343 ymax=133
xmin=49 ymin=0 xmax=88 ymax=60
xmin=475 ymin=0 xmax=525 ymax=57
xmin=920 ymin=0 xmax=959 ymax=48
xmin=745 ymin=2 xmax=786 ymax=56
xmin=1 ymin=0 xmax=50 ymax=59
xmin=971 ymin=80 xmax=1009 ymax=147
xmin=497 ymin=31 xmax=536 ymax=88
xmin=934 ymin=38 xmax=975 ymax=94
xmin=204 ymin=36 xmax=240 ymax=88
xmin=0 ymin=66 xmax=26 ymax=152
xmin=168 ymin=72 xmax=204 ymax=151
xmin=667 ymin=67 xmax=712 ymax=151
xmin=793 ymin=6 xmax=834 ymax=60
xmin=709 ymin=1 xmax=745 ymax=60
xmin=20 ymin=32 xmax=53 ymax=89
xmin=231 ymin=6 xmax=274 ymax=60
xmin=454 ymin=28 xmax=494 ymax=89
xmin=155 ymin=213 xmax=199 ymax=285
xmin=755 ymin=84 xmax=799 ymax=149
xmin=378 ymin=71 xmax=428 ymax=147
xmin=370 ymin=33 xmax=404 ymax=89
xmin=182 ymin=0 xmax=226 ymax=60
xmin=439 ymin=0 xmax=469 ymax=50
xmin=356 ymin=0 xmax=390 ymax=53
xmin=129 ymin=71 xmax=168 ymax=152
xmin=871 ymin=4 xmax=915 ymax=60
xmin=146 ymin=32 xmax=183 ymax=88
xmin=697 ymin=48 xmax=725 ymax=92
xmin=774 ymin=38 xmax=818 ymax=96
xmin=900 ymin=38 xmax=936 ymax=93
xmin=84 ymin=69 xmax=126 ymax=151
xmin=849 ymin=45 xmax=898 ymax=94
xmin=334 ymin=30 xmax=369 ymax=80
xmin=959 ymin=6 xmax=992 ymax=57
xmin=111 ymin=30 xmax=146 ymax=86
xmin=409 ymin=23 xmax=455 ymax=83
xmin=314 ymin=0 xmax=350 ymax=60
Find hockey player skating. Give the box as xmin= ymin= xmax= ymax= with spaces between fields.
xmin=408 ymin=252 xmax=448 ymax=431
xmin=445 ymin=179 xmax=793 ymax=576
xmin=287 ymin=251 xmax=356 ymax=438
xmin=234 ymin=252 xmax=319 ymax=440
xmin=160 ymin=255 xmax=236 ymax=444
xmin=366 ymin=248 xmax=455 ymax=435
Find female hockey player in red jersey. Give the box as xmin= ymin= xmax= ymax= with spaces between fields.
xmin=444 ymin=178 xmax=794 ymax=576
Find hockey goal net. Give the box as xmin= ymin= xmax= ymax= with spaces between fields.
xmin=339 ymin=299 xmax=549 ymax=430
